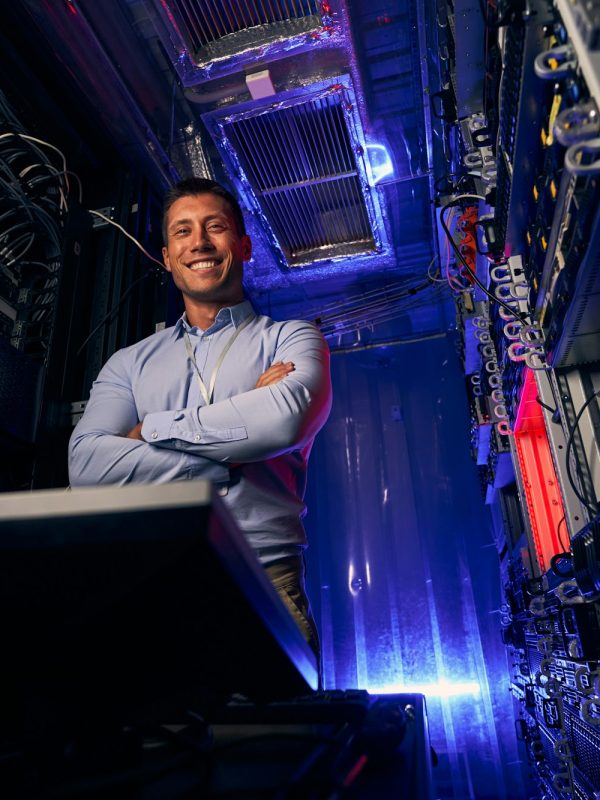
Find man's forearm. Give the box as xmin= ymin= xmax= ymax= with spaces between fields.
xmin=140 ymin=375 xmax=331 ymax=463
xmin=69 ymin=320 xmax=331 ymax=474
xmin=139 ymin=323 xmax=331 ymax=462
xmin=68 ymin=431 xmax=230 ymax=486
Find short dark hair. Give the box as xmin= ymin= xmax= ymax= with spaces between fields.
xmin=162 ymin=177 xmax=246 ymax=244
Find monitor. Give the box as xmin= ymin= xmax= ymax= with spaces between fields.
xmin=0 ymin=481 xmax=318 ymax=742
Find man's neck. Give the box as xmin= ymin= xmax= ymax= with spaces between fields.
xmin=184 ymin=297 xmax=244 ymax=330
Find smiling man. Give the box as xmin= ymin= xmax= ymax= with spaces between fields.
xmin=68 ymin=177 xmax=332 ymax=661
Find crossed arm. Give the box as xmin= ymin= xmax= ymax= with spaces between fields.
xmin=125 ymin=360 xmax=294 ymax=441
xmin=68 ymin=325 xmax=331 ymax=487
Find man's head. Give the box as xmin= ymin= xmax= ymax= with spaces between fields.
xmin=161 ymin=178 xmax=252 ymax=316
xmin=162 ymin=177 xmax=246 ymax=245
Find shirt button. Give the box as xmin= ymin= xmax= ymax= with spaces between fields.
xmin=151 ymin=431 xmax=158 ymax=440
xmin=194 ymin=434 xmax=201 ymax=442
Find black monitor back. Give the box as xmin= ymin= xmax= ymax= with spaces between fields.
xmin=0 ymin=481 xmax=317 ymax=739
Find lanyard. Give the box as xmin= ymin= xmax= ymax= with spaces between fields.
xmin=183 ymin=314 xmax=253 ymax=406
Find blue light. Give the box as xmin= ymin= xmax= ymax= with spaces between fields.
xmin=367 ymin=143 xmax=394 ymax=184
xmin=347 ymin=562 xmax=364 ymax=596
xmin=367 ymin=679 xmax=481 ymax=698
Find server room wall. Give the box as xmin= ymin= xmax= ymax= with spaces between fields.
xmin=304 ymin=330 xmax=530 ymax=799
xmin=6 ymin=0 xmax=600 ymax=796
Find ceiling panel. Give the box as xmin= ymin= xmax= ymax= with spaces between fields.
xmin=7 ymin=0 xmax=450 ymax=335
xmin=203 ymin=77 xmax=390 ymax=268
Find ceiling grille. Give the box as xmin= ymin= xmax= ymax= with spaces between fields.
xmin=165 ymin=0 xmax=322 ymax=66
xmin=218 ymin=88 xmax=377 ymax=267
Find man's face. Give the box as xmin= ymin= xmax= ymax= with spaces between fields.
xmin=162 ymin=193 xmax=251 ymax=306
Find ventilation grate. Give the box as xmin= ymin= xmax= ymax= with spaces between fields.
xmin=221 ymin=89 xmax=376 ymax=266
xmin=165 ymin=0 xmax=322 ymax=65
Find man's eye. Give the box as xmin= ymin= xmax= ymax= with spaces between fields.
xmin=208 ymin=224 xmax=226 ymax=232
xmin=174 ymin=228 xmax=190 ymax=236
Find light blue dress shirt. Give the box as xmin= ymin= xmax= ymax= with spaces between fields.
xmin=68 ymin=300 xmax=332 ymax=563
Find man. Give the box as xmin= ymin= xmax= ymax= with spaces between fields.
xmin=69 ymin=177 xmax=332 ymax=660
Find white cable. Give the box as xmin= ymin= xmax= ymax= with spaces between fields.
xmin=5 ymin=233 xmax=35 ymax=266
xmin=443 ymin=208 xmax=468 ymax=293
xmin=0 ymin=132 xmax=78 ymax=211
xmin=311 ymin=281 xmax=433 ymax=327
xmin=427 ymin=254 xmax=446 ymax=283
xmin=444 ymin=195 xmax=488 ymax=293
xmin=448 ymin=192 xmax=486 ymax=204
xmin=19 ymin=162 xmax=68 ymax=210
xmin=320 ymin=283 xmax=445 ymax=336
xmin=306 ymin=276 xmax=424 ymax=318
xmin=11 ymin=134 xmax=69 ymax=194
xmin=88 ymin=210 xmax=165 ymax=270
xmin=63 ymin=170 xmax=83 ymax=203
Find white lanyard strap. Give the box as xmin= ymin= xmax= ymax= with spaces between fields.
xmin=184 ymin=314 xmax=253 ymax=406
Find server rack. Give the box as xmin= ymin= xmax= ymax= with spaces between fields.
xmin=435 ymin=0 xmax=600 ymax=794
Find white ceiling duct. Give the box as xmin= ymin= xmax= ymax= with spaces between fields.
xmin=145 ymin=0 xmax=334 ymax=84
xmin=203 ymin=77 xmax=388 ymax=268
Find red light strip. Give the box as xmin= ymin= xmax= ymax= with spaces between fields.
xmin=513 ymin=368 xmax=566 ymax=572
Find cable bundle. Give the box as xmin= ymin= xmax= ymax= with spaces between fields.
xmin=307 ymin=270 xmax=445 ymax=342
xmin=0 ymin=90 xmax=72 ymax=363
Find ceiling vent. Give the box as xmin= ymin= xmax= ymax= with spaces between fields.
xmin=150 ymin=0 xmax=331 ymax=84
xmin=203 ymin=78 xmax=386 ymax=268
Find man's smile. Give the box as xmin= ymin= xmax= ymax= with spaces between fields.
xmin=161 ymin=193 xmax=250 ymax=308
xmin=186 ymin=259 xmax=221 ymax=270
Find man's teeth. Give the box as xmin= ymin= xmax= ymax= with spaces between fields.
xmin=189 ymin=261 xmax=217 ymax=270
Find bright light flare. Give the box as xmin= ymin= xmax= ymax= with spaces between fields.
xmin=367 ymin=679 xmax=481 ymax=698
xmin=367 ymin=143 xmax=394 ymax=184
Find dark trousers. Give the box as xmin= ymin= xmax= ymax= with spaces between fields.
xmin=265 ymin=555 xmax=322 ymax=686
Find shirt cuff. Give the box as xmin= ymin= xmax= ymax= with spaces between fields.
xmin=142 ymin=410 xmax=177 ymax=444
xmin=142 ymin=409 xmax=248 ymax=447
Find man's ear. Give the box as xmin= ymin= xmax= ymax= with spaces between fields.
xmin=162 ymin=246 xmax=172 ymax=273
xmin=242 ymin=235 xmax=252 ymax=262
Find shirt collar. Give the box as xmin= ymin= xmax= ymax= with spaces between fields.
xmin=172 ymin=299 xmax=254 ymax=337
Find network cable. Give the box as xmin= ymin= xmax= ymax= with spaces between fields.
xmin=439 ymin=194 xmax=530 ymax=325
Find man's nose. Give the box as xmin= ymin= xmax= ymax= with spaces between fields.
xmin=190 ymin=228 xmax=214 ymax=250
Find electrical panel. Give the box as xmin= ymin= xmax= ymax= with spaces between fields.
xmin=432 ymin=0 xmax=600 ymax=795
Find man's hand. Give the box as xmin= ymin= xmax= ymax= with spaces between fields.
xmin=126 ymin=421 xmax=144 ymax=440
xmin=255 ymin=361 xmax=295 ymax=388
